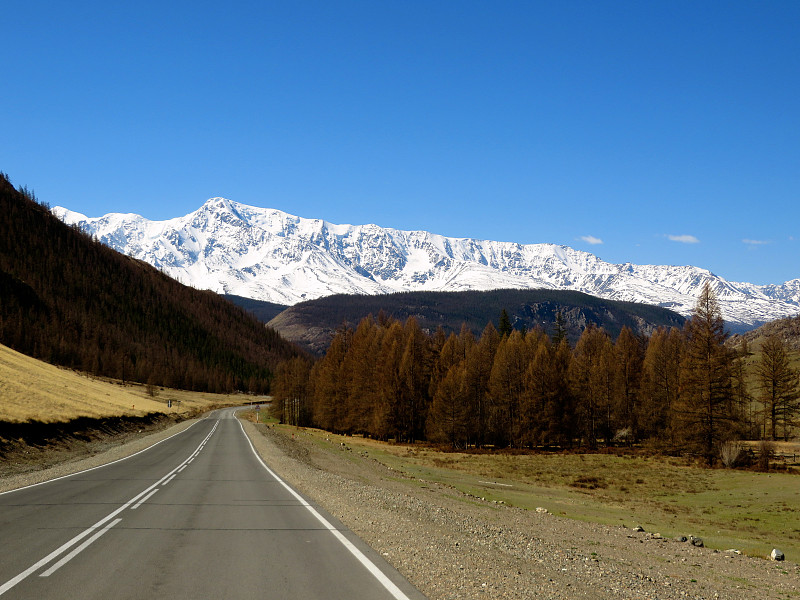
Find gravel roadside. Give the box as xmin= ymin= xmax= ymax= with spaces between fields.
xmin=241 ymin=419 xmax=800 ymax=600
xmin=0 ymin=418 xmax=199 ymax=494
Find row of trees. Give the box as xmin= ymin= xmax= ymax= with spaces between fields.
xmin=272 ymin=284 xmax=799 ymax=464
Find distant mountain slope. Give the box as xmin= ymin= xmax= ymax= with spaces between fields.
xmin=267 ymin=289 xmax=686 ymax=354
xmin=53 ymin=197 xmax=800 ymax=332
xmin=222 ymin=295 xmax=287 ymax=323
xmin=732 ymin=314 xmax=800 ymax=352
xmin=0 ymin=175 xmax=300 ymax=393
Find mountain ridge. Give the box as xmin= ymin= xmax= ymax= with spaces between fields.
xmin=53 ymin=198 xmax=800 ymax=332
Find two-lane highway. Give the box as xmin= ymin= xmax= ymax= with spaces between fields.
xmin=0 ymin=408 xmax=426 ymax=599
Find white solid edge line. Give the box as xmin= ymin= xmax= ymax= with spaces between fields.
xmin=39 ymin=518 xmax=123 ymax=577
xmin=0 ymin=420 xmax=219 ymax=596
xmin=236 ymin=419 xmax=413 ymax=600
xmin=0 ymin=419 xmax=202 ymax=497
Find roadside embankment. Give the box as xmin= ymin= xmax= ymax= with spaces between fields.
xmin=0 ymin=414 xmax=199 ymax=493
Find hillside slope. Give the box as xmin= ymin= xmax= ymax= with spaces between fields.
xmin=0 ymin=175 xmax=300 ymax=393
xmin=732 ymin=314 xmax=800 ymax=352
xmin=267 ymin=288 xmax=686 ymax=354
xmin=0 ymin=342 xmax=237 ymax=423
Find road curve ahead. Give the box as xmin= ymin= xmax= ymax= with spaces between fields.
xmin=0 ymin=408 xmax=426 ymax=600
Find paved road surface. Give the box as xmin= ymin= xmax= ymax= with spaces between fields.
xmin=0 ymin=408 xmax=426 ymax=599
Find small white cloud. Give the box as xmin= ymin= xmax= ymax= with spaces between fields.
xmin=667 ymin=234 xmax=700 ymax=244
xmin=580 ymin=235 xmax=603 ymax=245
xmin=742 ymin=239 xmax=770 ymax=246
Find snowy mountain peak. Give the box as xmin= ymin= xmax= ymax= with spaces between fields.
xmin=53 ymin=198 xmax=800 ymax=332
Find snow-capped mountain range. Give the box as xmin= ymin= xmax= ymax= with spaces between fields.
xmin=52 ymin=198 xmax=800 ymax=332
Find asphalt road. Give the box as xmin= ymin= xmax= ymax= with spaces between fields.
xmin=0 ymin=408 xmax=426 ymax=599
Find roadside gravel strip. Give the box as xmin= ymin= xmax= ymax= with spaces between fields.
xmin=239 ymin=420 xmax=800 ymax=600
xmin=0 ymin=418 xmax=199 ymax=494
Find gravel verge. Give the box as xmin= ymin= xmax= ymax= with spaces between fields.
xmin=0 ymin=417 xmax=198 ymax=494
xmin=241 ymin=419 xmax=800 ymax=600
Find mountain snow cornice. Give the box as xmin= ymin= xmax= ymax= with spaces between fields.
xmin=52 ymin=198 xmax=800 ymax=332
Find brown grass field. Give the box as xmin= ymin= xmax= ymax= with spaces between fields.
xmin=0 ymin=343 xmax=244 ymax=422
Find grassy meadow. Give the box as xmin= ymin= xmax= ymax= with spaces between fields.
xmin=0 ymin=343 xmax=244 ymax=423
xmin=261 ymin=414 xmax=800 ymax=562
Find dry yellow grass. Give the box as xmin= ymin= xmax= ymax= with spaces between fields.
xmin=0 ymin=343 xmax=245 ymax=422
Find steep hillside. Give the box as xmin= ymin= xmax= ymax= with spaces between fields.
xmin=0 ymin=174 xmax=301 ymax=393
xmin=267 ymin=288 xmax=686 ymax=354
xmin=223 ymin=294 xmax=287 ymax=323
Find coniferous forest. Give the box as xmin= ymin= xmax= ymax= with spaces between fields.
xmin=0 ymin=174 xmax=301 ymax=393
xmin=272 ymin=285 xmax=800 ymax=465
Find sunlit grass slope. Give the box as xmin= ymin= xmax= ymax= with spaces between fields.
xmin=0 ymin=343 xmax=241 ymax=422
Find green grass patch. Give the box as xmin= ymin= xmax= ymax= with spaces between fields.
xmin=292 ymin=429 xmax=800 ymax=560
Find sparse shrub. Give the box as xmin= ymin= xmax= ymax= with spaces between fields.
xmin=720 ymin=440 xmax=743 ymax=468
xmin=570 ymin=475 xmax=608 ymax=490
xmin=613 ymin=427 xmax=633 ymax=445
xmin=757 ymin=439 xmax=776 ymax=471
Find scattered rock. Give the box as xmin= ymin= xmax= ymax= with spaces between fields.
xmin=675 ymin=536 xmax=688 ymax=543
xmin=535 ymin=507 xmax=549 ymax=514
xmin=690 ymin=536 xmax=704 ymax=547
xmin=632 ymin=526 xmax=644 ymax=532
xmin=771 ymin=549 xmax=785 ymax=561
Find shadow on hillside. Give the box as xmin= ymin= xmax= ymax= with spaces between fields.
xmin=0 ymin=413 xmax=192 ymax=478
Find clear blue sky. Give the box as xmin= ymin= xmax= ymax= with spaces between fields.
xmin=4 ymin=1 xmax=799 ymax=285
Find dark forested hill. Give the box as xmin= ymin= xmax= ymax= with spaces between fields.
xmin=223 ymin=295 xmax=287 ymax=323
xmin=0 ymin=174 xmax=301 ymax=393
xmin=268 ymin=288 xmax=686 ymax=354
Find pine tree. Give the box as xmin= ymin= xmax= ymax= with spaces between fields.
xmin=522 ymin=335 xmax=555 ymax=446
xmin=463 ymin=323 xmax=500 ymax=447
xmin=613 ymin=326 xmax=643 ymax=443
xmin=569 ymin=325 xmax=613 ymax=448
xmin=342 ymin=317 xmax=381 ymax=434
xmin=678 ymin=283 xmax=737 ymax=465
xmin=551 ymin=312 xmax=567 ymax=345
xmin=488 ymin=330 xmax=530 ymax=446
xmin=312 ymin=326 xmax=351 ymax=432
xmin=428 ymin=362 xmax=470 ymax=448
xmin=640 ymin=327 xmax=683 ymax=447
xmin=271 ymin=357 xmax=313 ymax=425
xmin=498 ymin=309 xmax=513 ymax=338
xmin=372 ymin=320 xmax=405 ymax=440
xmin=755 ymin=334 xmax=800 ymax=441
xmin=398 ymin=317 xmax=432 ymax=442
